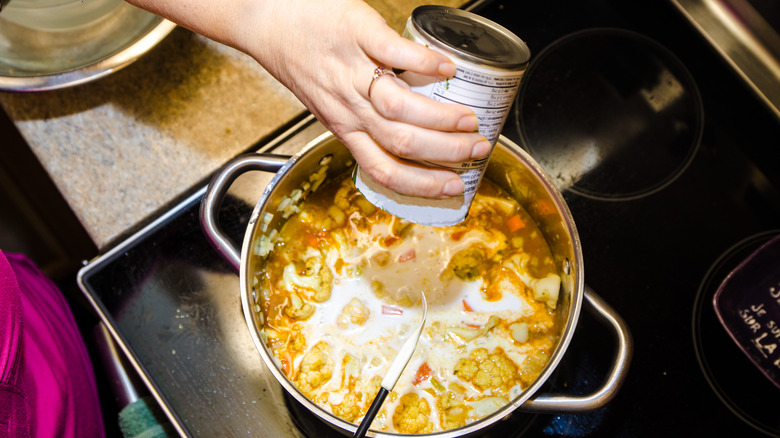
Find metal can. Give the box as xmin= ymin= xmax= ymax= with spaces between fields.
xmin=354 ymin=5 xmax=531 ymax=226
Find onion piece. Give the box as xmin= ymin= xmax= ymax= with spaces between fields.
xmin=510 ymin=322 xmax=529 ymax=343
xmin=381 ymin=304 xmax=403 ymax=316
xmin=397 ymin=249 xmax=416 ymax=263
xmin=466 ymin=396 xmax=509 ymax=418
xmin=447 ymin=315 xmax=500 ymax=341
xmin=532 ymin=274 xmax=561 ymax=309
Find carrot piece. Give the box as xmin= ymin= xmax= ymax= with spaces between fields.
xmin=413 ymin=363 xmax=432 ymax=385
xmin=462 ymin=299 xmax=474 ymax=312
xmin=383 ymin=235 xmax=400 ymax=247
xmin=280 ymin=357 xmax=292 ymax=377
xmin=305 ymin=234 xmax=319 ymax=247
xmin=506 ymin=214 xmax=525 ymax=232
xmin=536 ymin=199 xmax=557 ymax=216
xmin=397 ymin=249 xmax=416 ymax=263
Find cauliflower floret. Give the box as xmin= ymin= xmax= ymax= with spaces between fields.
xmin=448 ymin=247 xmax=485 ymax=281
xmin=392 ymin=393 xmax=433 ymax=434
xmin=502 ymin=253 xmax=560 ymax=309
xmin=323 ymin=179 xmax=364 ymax=229
xmin=518 ymin=350 xmax=550 ymax=386
xmin=334 ymin=182 xmax=352 ymax=211
xmin=353 ymin=196 xmax=376 ymax=216
xmin=453 ymin=348 xmax=518 ymax=393
xmin=436 ymin=391 xmax=470 ymax=431
xmin=337 ymin=298 xmax=370 ymax=328
xmin=295 ymin=342 xmax=333 ymax=395
xmin=289 ymin=327 xmax=306 ymax=352
xmin=441 ymin=226 xmax=508 ymax=284
xmin=327 ymin=205 xmax=347 ymax=228
xmin=330 ymin=369 xmax=380 ymax=422
xmin=327 ymin=348 xmax=387 ymax=423
xmin=282 ymin=249 xmax=333 ymax=302
xmin=283 ymin=293 xmax=315 ymax=320
xmin=332 ymin=391 xmax=364 ymax=422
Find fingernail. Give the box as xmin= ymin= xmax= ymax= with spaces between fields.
xmin=457 ymin=115 xmax=479 ymax=132
xmin=438 ymin=62 xmax=456 ymax=78
xmin=443 ymin=179 xmax=464 ymax=197
xmin=471 ymin=140 xmax=491 ymax=159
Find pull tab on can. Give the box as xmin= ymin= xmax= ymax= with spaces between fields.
xmin=354 ymin=5 xmax=531 ymax=227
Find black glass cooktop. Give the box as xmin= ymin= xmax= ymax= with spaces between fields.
xmin=79 ymin=0 xmax=780 ymax=436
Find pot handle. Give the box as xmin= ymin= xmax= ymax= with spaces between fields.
xmin=200 ymin=153 xmax=291 ymax=274
xmin=521 ymin=286 xmax=633 ymax=413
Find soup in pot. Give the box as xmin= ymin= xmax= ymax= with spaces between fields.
xmin=249 ymin=171 xmax=562 ymax=434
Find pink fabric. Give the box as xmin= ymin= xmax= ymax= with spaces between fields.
xmin=0 ymin=250 xmax=104 ymax=438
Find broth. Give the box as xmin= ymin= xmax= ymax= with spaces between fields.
xmin=249 ymin=173 xmax=561 ymax=433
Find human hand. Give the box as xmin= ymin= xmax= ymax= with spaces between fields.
xmin=124 ymin=0 xmax=489 ymax=198
xmin=239 ymin=0 xmax=490 ymax=198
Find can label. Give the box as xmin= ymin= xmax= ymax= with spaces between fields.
xmin=354 ymin=7 xmax=529 ymax=227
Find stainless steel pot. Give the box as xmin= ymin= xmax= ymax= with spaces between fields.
xmin=200 ymin=132 xmax=633 ymax=437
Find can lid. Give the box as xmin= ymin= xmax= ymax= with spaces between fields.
xmin=411 ymin=6 xmax=530 ymax=69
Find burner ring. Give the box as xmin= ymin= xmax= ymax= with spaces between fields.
xmin=515 ymin=28 xmax=704 ymax=201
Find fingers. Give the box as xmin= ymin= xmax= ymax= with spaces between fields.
xmin=343 ymin=131 xmax=466 ymax=198
xmin=246 ymin=1 xmax=486 ymax=198
xmin=369 ymin=120 xmax=490 ymax=164
xmin=361 ymin=24 xmax=456 ymax=78
xmin=364 ymin=74 xmax=489 ymax=164
xmin=369 ymin=75 xmax=478 ymax=132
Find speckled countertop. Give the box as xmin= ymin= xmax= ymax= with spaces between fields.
xmin=0 ymin=0 xmax=463 ymax=250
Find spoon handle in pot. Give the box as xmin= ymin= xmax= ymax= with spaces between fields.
xmin=353 ymin=293 xmax=427 ymax=437
xmin=353 ymin=387 xmax=389 ymax=438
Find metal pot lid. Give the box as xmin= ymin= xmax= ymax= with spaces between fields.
xmin=0 ymin=0 xmax=175 ymax=91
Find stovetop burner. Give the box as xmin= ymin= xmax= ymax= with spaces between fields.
xmin=693 ymin=230 xmax=780 ymax=436
xmin=514 ymin=28 xmax=703 ymax=201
